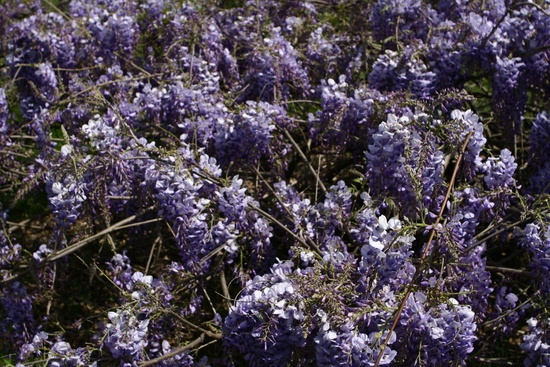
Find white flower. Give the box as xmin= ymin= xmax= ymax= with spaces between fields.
xmin=60 ymin=144 xmax=73 ymax=157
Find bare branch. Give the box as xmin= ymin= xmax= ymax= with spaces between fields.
xmin=138 ymin=334 xmax=206 ymax=367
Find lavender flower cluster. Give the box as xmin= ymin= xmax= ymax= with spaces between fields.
xmin=1 ymin=0 xmax=549 ymax=366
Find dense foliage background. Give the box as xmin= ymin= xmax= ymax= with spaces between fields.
xmin=1 ymin=0 xmax=550 ymax=366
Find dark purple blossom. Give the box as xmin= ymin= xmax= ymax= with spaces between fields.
xmin=0 ymin=214 xmax=22 ymax=281
xmin=161 ymin=79 xmax=227 ymax=147
xmin=449 ymin=109 xmax=487 ymax=180
xmin=216 ymin=101 xmax=289 ymax=168
xmin=305 ymin=26 xmax=343 ymax=79
xmin=370 ymin=0 xmax=437 ymax=46
xmin=107 ymin=252 xmax=134 ymax=291
xmin=520 ymin=223 xmax=550 ymax=297
xmin=215 ymin=176 xmax=272 ymax=270
xmin=104 ymin=309 xmax=149 ymax=360
xmin=0 ymin=282 xmax=35 ymax=350
xmin=19 ymin=331 xmax=48 ymax=361
xmin=426 ymin=20 xmax=466 ymax=88
xmin=358 ymin=214 xmax=415 ymax=292
xmin=521 ymin=316 xmax=550 ymax=367
xmin=233 ymin=24 xmax=310 ymax=102
xmin=481 ymin=149 xmax=517 ymax=190
xmin=398 ymin=293 xmax=478 ymax=366
xmin=47 ymin=341 xmax=91 ymax=367
xmin=45 ymin=171 xmax=87 ymax=228
xmin=368 ymin=48 xmax=438 ymax=98
xmin=528 ymin=111 xmax=550 ymax=193
xmin=492 ymin=56 xmax=527 ymax=142
xmin=490 ymin=286 xmax=521 ymax=335
xmin=314 ymin=321 xmax=397 ymax=366
xmin=0 ymin=89 xmax=8 ymax=138
xmin=308 ymin=78 xmax=383 ymax=158
xmin=223 ymin=261 xmax=306 ymax=367
xmin=69 ymin=0 xmax=139 ymax=63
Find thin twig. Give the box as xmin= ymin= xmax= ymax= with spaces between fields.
xmin=485 ymin=265 xmax=531 ymax=276
xmin=467 ymin=218 xmax=526 ymax=252
xmin=114 ymin=218 xmax=163 ymax=231
xmin=10 ymin=134 xmax=64 ymax=141
xmin=45 ymin=262 xmax=56 ymax=317
xmin=373 ymin=132 xmax=473 ymax=367
xmin=1 ymin=206 xmax=155 ymax=284
xmin=198 ymin=244 xmax=226 ymax=266
xmin=220 ymin=270 xmax=232 ymax=310
xmin=315 ymin=155 xmax=321 ymax=202
xmin=145 ymin=236 xmax=162 ymax=275
xmin=251 ymin=165 xmax=294 ymax=218
xmin=105 ymin=195 xmax=136 ymax=200
xmin=482 ymin=298 xmax=531 ymax=327
xmin=281 ymin=99 xmax=321 ymax=105
xmin=3 ymin=167 xmax=29 ymax=176
xmin=7 ymin=219 xmax=41 ymax=234
xmin=281 ymin=128 xmax=327 ymax=194
xmin=473 ymin=357 xmax=522 ymax=366
xmin=0 ymin=149 xmax=34 ymax=159
xmin=202 ymin=286 xmax=218 ymax=317
xmin=251 ymin=166 xmax=326 ymax=258
xmin=168 ymin=311 xmax=223 ymax=339
xmin=249 ymin=204 xmax=323 ymax=257
xmin=138 ymin=334 xmax=206 ymax=367
xmin=47 ymin=206 xmax=155 ymax=262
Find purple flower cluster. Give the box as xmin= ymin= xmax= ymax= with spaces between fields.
xmin=224 ymin=253 xmax=399 ymax=367
xmin=216 ymin=101 xmax=291 ymax=169
xmin=102 ymin=255 xmax=181 ymax=366
xmin=0 ymin=88 xmax=8 ymax=136
xmin=490 ymin=286 xmax=521 ymax=335
xmin=104 ymin=309 xmax=150 ymax=360
xmin=369 ymin=48 xmax=438 ymax=98
xmin=397 ymin=293 xmax=478 ymax=366
xmin=0 ymin=213 xmax=22 ymax=282
xmin=0 ymin=212 xmax=34 ymax=351
xmin=521 ymin=316 xmax=550 ymax=367
xmin=370 ymin=0 xmax=437 ymax=46
xmin=1 ymin=281 xmax=34 ymax=351
xmin=225 ymin=178 xmax=486 ymax=365
xmin=359 ymin=214 xmax=415 ymax=291
xmin=223 ymin=261 xmax=307 ymax=366
xmin=1 ymin=0 xmax=549 ymax=366
xmin=528 ymin=111 xmax=550 ymax=193
xmin=46 ymin=172 xmax=88 ymax=228
xmin=365 ymin=112 xmax=445 ymax=218
xmin=520 ymin=224 xmax=550 ymax=297
xmin=20 ymin=334 xmax=92 ymax=367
